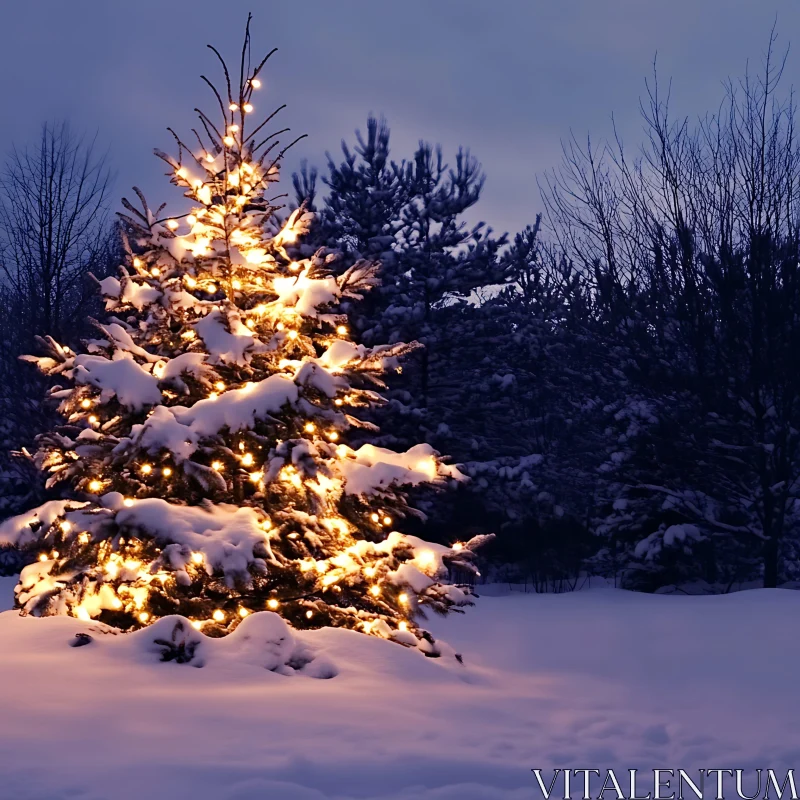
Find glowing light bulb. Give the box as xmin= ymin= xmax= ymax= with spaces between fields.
xmin=214 ymin=381 xmax=225 ymax=392
xmin=229 ymin=103 xmax=238 ymax=111
xmin=327 ymin=431 xmax=339 ymax=442
xmin=208 ymin=392 xmax=219 ymax=401
xmin=241 ymin=453 xmax=254 ymax=467
xmin=133 ymin=257 xmax=143 ymax=268
xmin=267 ymin=598 xmax=279 ymax=610
xmin=191 ymin=620 xmax=203 ymax=629
xmin=88 ymin=480 xmax=103 ymax=493
xmin=228 ymin=124 xmax=239 ymax=133
xmin=288 ymin=261 xmax=300 ymax=271
xmin=111 ymin=598 xmax=123 ymax=609
xmin=246 ymin=319 xmax=255 ymax=329
xmin=365 ymin=568 xmax=377 ymax=580
xmin=141 ymin=464 xmax=152 ymax=475
xmin=80 ymin=398 xmax=92 ymax=409
xmin=399 ymin=593 xmax=409 ymax=604
xmin=276 ymin=322 xmax=285 ymax=331
xmin=186 ymin=214 xmax=197 ymax=226
xmin=370 ymin=585 xmax=381 ymax=597
xmin=206 ymin=283 xmax=217 ymax=293
xmin=151 ymin=267 xmax=160 ymax=277
xmin=287 ymin=330 xmax=298 ymax=340
xmin=205 ymin=153 xmax=215 ymax=163
xmin=211 ymin=461 xmax=224 ymax=471
xmin=239 ymin=607 xmax=249 ymax=618
xmin=191 ymin=552 xmax=204 ymax=564
xmin=251 ymin=78 xmax=261 ymax=88
xmin=123 ymin=498 xmax=135 ymax=508
xmin=78 ymin=532 xmax=90 ymax=545
xmin=336 ymin=325 xmax=347 ymax=335
xmin=166 ymin=219 xmax=179 ymax=230
xmin=382 ymin=516 xmax=392 ymax=526
xmin=260 ymin=519 xmax=272 ymax=531
xmin=212 ymin=609 xmax=225 ymax=622
xmin=223 ymin=136 xmax=235 ymax=147
xmin=51 ymin=550 xmax=59 ymax=559
xmin=59 ymin=520 xmax=72 ymax=533
xmin=334 ymin=398 xmax=344 ymax=406
xmin=249 ymin=471 xmax=263 ymax=483
xmin=232 ymin=279 xmax=241 ymax=290
xmin=176 ymin=167 xmax=188 ymax=179
xmin=370 ymin=513 xmax=380 ymax=523
xmin=305 ymin=610 xmax=313 ymax=619
xmin=162 ymin=467 xmax=173 ymax=477
xmin=304 ymin=422 xmax=315 ymax=433
xmin=38 ymin=553 xmax=48 ymax=562
xmin=243 ymin=103 xmax=254 ymax=113
xmin=398 ymin=621 xmax=408 ymax=632
xmin=88 ymin=415 xmax=98 ymax=425
xmin=138 ymin=612 xmax=150 ymax=623
xmin=452 ymin=542 xmax=464 ymax=551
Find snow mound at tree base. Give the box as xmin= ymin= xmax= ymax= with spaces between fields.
xmin=67 ymin=611 xmax=340 ymax=678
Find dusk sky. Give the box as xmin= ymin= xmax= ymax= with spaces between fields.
xmin=2 ymin=1 xmax=799 ymax=236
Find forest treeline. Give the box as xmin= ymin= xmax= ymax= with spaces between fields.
xmin=3 ymin=47 xmax=800 ymax=593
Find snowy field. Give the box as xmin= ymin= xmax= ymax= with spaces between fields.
xmin=0 ymin=582 xmax=797 ymax=800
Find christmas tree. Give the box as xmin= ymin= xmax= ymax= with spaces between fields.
xmin=3 ymin=18 xmax=488 ymax=654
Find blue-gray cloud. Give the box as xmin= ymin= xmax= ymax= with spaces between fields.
xmin=1 ymin=0 xmax=798 ymax=237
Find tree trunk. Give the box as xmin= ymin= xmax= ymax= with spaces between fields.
xmin=763 ymin=535 xmax=779 ymax=588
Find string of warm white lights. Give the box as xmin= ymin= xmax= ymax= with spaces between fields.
xmin=10 ymin=15 xmax=490 ymax=656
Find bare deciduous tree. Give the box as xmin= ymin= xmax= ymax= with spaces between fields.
xmin=542 ymin=31 xmax=800 ymax=588
xmin=0 ymin=121 xmax=113 ymax=346
xmin=0 ymin=122 xmax=116 ymax=520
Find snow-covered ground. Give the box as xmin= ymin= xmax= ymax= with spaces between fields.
xmin=0 ymin=574 xmax=15 ymax=610
xmin=0 ymin=582 xmax=797 ymax=800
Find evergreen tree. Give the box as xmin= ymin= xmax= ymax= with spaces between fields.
xmin=318 ymin=115 xmax=401 ymax=267
xmin=296 ymin=120 xmax=508 ymax=450
xmin=293 ymin=116 xmax=406 ymax=351
xmin=429 ymin=223 xmax=611 ymax=585
xmin=387 ymin=143 xmax=508 ymax=413
xmin=0 ymin=20 xmax=488 ymax=652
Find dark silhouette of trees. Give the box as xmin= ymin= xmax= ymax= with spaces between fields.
xmin=0 ymin=122 xmax=117 ymax=520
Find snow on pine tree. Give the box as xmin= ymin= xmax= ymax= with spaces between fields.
xmin=0 ymin=19 xmax=489 ymax=655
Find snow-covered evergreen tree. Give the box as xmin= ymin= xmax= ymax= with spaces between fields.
xmin=0 ymin=21 xmax=487 ymax=653
xmin=296 ymin=119 xmax=508 ymax=447
xmin=314 ymin=115 xmax=401 ymax=269
xmin=429 ymin=224 xmax=611 ymax=584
